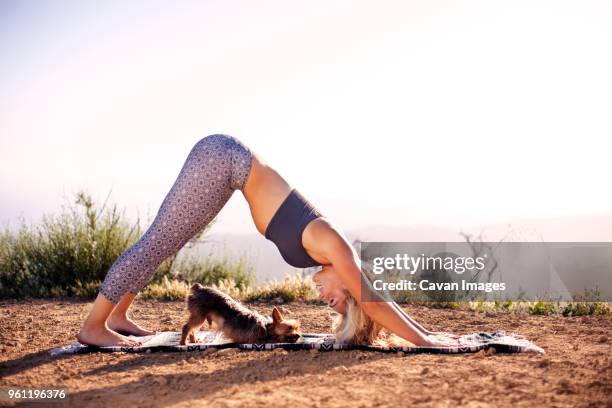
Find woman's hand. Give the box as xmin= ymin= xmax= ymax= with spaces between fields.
xmin=425 ymin=331 xmax=461 ymax=340
xmin=421 ymin=334 xmax=459 ymax=348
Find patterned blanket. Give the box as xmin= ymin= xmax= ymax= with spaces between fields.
xmin=49 ymin=330 xmax=544 ymax=356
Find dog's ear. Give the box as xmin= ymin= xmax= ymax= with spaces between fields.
xmin=271 ymin=307 xmax=283 ymax=324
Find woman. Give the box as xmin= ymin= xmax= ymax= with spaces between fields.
xmin=78 ymin=134 xmax=453 ymax=347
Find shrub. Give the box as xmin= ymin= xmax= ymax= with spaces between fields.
xmin=140 ymin=276 xmax=190 ymax=301
xmin=0 ymin=191 xmax=142 ymax=298
xmin=244 ymin=274 xmax=318 ymax=303
xmin=171 ymin=252 xmax=254 ymax=291
xmin=528 ymin=301 xmax=558 ymax=315
xmin=562 ymin=301 xmax=610 ymax=316
xmin=140 ymin=274 xmax=319 ymax=304
xmin=0 ymin=189 xmax=241 ymax=299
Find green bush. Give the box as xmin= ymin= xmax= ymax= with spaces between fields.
xmin=140 ymin=274 xmax=318 ymax=303
xmin=0 ymin=191 xmax=142 ymax=298
xmin=171 ymin=252 xmax=254 ymax=291
xmin=528 ymin=301 xmax=557 ymax=315
xmin=561 ymin=301 xmax=610 ymax=316
xmin=243 ymin=274 xmax=318 ymax=303
xmin=0 ymin=190 xmax=250 ymax=299
xmin=139 ymin=276 xmax=190 ymax=301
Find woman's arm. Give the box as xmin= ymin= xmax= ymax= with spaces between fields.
xmin=312 ymin=223 xmax=445 ymax=346
xmin=389 ymin=302 xmax=431 ymax=335
xmin=389 ymin=302 xmax=458 ymax=338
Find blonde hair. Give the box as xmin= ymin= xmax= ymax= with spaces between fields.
xmin=331 ymin=291 xmax=407 ymax=347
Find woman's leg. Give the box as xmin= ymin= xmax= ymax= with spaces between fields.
xmin=78 ymin=134 xmax=253 ymax=346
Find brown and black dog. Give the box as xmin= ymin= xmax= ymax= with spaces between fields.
xmin=180 ymin=284 xmax=302 ymax=345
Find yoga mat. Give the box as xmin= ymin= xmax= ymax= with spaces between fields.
xmin=49 ymin=330 xmax=544 ymax=356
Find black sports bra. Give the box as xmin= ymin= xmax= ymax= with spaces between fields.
xmin=264 ymin=189 xmax=323 ymax=268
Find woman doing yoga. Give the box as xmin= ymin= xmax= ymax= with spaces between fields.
xmin=78 ymin=134 xmax=454 ymax=347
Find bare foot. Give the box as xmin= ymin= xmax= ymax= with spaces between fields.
xmin=107 ymin=315 xmax=156 ymax=337
xmin=77 ymin=324 xmax=142 ymax=347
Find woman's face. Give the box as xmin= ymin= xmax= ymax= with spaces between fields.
xmin=313 ymin=266 xmax=347 ymax=314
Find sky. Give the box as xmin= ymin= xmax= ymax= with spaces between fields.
xmin=1 ymin=0 xmax=611 ymax=237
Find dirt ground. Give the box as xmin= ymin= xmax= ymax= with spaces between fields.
xmin=0 ymin=299 xmax=610 ymax=408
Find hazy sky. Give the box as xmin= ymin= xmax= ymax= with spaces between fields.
xmin=1 ymin=0 xmax=611 ymax=236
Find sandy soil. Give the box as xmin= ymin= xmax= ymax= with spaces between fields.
xmin=0 ymin=299 xmax=610 ymax=408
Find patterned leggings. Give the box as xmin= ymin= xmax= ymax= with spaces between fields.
xmin=99 ymin=134 xmax=253 ymax=304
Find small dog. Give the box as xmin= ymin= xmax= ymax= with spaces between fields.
xmin=180 ymin=284 xmax=302 ymax=345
